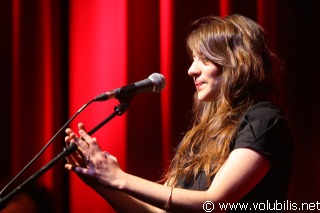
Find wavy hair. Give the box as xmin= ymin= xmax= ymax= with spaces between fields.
xmin=164 ymin=15 xmax=280 ymax=187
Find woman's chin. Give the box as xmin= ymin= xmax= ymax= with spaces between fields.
xmin=197 ymin=93 xmax=216 ymax=102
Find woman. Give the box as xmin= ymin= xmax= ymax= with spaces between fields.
xmin=65 ymin=14 xmax=293 ymax=212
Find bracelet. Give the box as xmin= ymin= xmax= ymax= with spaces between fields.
xmin=165 ymin=186 xmax=173 ymax=212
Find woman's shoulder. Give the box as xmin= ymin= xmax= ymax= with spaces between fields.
xmin=239 ymin=101 xmax=287 ymax=134
xmin=245 ymin=101 xmax=284 ymax=120
xmin=233 ymin=101 xmax=294 ymax=163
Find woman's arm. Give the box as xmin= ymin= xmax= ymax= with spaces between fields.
xmin=66 ymin=123 xmax=270 ymax=212
xmin=113 ymin=148 xmax=270 ymax=212
xmin=91 ymin=187 xmax=165 ymax=213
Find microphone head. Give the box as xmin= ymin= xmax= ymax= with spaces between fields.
xmin=148 ymin=73 xmax=166 ymax=93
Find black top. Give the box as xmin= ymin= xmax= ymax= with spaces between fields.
xmin=180 ymin=102 xmax=294 ymax=212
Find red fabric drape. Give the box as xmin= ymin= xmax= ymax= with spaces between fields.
xmin=0 ymin=0 xmax=68 ymax=212
xmin=160 ymin=0 xmax=173 ymax=173
xmin=1 ymin=0 xmax=320 ymax=213
xmin=68 ymin=0 xmax=127 ymax=212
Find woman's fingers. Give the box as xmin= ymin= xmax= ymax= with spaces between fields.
xmin=65 ymin=127 xmax=74 ymax=137
xmin=65 ymin=128 xmax=89 ymax=167
xmin=64 ymin=123 xmax=106 ymax=174
xmin=78 ymin=122 xmax=87 ymax=131
xmin=79 ymin=129 xmax=101 ymax=152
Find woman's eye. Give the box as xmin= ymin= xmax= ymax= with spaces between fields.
xmin=202 ymin=58 xmax=212 ymax=64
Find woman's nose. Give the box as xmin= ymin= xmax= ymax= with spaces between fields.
xmin=188 ymin=60 xmax=201 ymax=77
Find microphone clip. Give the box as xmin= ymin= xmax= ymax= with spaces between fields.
xmin=115 ymin=98 xmax=131 ymax=116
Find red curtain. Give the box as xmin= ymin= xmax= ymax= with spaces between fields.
xmin=68 ymin=0 xmax=128 ymax=212
xmin=0 ymin=0 xmax=68 ymax=212
xmin=1 ymin=0 xmax=320 ymax=212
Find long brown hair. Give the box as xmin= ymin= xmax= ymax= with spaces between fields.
xmin=164 ymin=14 xmax=279 ymax=187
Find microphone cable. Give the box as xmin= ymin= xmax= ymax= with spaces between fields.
xmin=0 ymin=98 xmax=96 ymax=197
xmin=0 ymin=72 xmax=165 ymax=197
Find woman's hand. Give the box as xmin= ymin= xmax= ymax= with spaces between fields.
xmin=64 ymin=123 xmax=124 ymax=189
xmin=64 ymin=123 xmax=166 ymax=213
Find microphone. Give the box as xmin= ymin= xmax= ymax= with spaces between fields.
xmin=94 ymin=73 xmax=166 ymax=101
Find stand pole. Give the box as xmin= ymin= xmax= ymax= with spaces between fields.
xmin=0 ymin=143 xmax=78 ymax=210
xmin=0 ymin=100 xmax=131 ymax=211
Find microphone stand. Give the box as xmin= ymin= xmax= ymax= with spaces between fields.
xmin=0 ymin=143 xmax=77 ymax=210
xmin=0 ymin=99 xmax=131 ymax=211
xmin=88 ymin=98 xmax=130 ymax=135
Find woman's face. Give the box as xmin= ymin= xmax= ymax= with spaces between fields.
xmin=188 ymin=52 xmax=222 ymax=102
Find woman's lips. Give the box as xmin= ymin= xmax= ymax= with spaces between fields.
xmin=195 ymin=81 xmax=205 ymax=89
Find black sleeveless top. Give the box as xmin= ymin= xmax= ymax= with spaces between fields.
xmin=179 ymin=102 xmax=294 ymax=212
